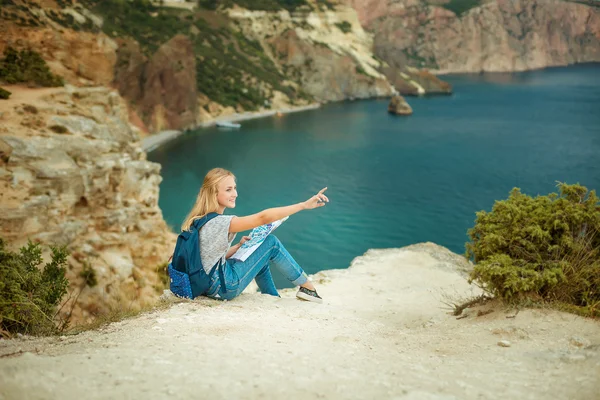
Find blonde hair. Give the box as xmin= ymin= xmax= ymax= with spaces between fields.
xmin=181 ymin=168 xmax=235 ymax=232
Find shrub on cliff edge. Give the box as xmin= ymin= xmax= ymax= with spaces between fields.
xmin=0 ymin=47 xmax=64 ymax=87
xmin=0 ymin=87 xmax=10 ymax=99
xmin=466 ymin=183 xmax=600 ymax=317
xmin=0 ymin=239 xmax=70 ymax=337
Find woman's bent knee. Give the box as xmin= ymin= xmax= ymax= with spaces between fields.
xmin=264 ymin=234 xmax=281 ymax=247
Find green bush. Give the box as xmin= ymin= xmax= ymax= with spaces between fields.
xmin=0 ymin=239 xmax=70 ymax=336
xmin=198 ymin=0 xmax=309 ymax=12
xmin=0 ymin=47 xmax=64 ymax=87
xmin=84 ymin=0 xmax=186 ymax=55
xmin=49 ymin=125 xmax=69 ymax=134
xmin=335 ymin=21 xmax=352 ymax=34
xmin=466 ymin=183 xmax=600 ymax=316
xmin=315 ymin=0 xmax=334 ymax=10
xmin=193 ymin=19 xmax=309 ymax=109
xmin=441 ymin=0 xmax=482 ymax=17
xmin=79 ymin=262 xmax=98 ymax=288
xmin=0 ymin=87 xmax=10 ymax=99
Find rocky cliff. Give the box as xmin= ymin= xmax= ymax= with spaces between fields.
xmin=347 ymin=0 xmax=600 ymax=73
xmin=1 ymin=0 xmax=403 ymax=133
xmin=0 ymin=86 xmax=175 ymax=324
xmin=113 ymin=35 xmax=199 ymax=133
xmin=227 ymin=5 xmax=395 ymax=101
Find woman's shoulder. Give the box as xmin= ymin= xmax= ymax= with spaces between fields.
xmin=204 ymin=214 xmax=236 ymax=228
xmin=215 ymin=214 xmax=236 ymax=220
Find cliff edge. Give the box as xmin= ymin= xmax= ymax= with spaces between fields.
xmin=1 ymin=243 xmax=598 ymax=400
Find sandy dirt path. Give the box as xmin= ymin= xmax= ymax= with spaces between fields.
xmin=1 ymin=244 xmax=599 ymax=400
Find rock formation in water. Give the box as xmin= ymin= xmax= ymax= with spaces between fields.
xmin=388 ymin=95 xmax=413 ymax=115
xmin=0 ymin=86 xmax=176 ymax=323
xmin=346 ymin=0 xmax=600 ymax=74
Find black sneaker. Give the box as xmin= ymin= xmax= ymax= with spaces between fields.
xmin=296 ymin=287 xmax=323 ymax=303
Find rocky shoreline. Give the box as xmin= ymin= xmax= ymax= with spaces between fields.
xmin=142 ymin=103 xmax=321 ymax=152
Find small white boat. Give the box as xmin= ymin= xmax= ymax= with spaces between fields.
xmin=216 ymin=121 xmax=241 ymax=129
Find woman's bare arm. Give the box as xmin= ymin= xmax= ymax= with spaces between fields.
xmin=226 ymin=235 xmax=251 ymax=259
xmin=226 ymin=243 xmax=242 ymax=258
xmin=229 ymin=187 xmax=329 ymax=233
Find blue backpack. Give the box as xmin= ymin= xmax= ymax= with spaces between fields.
xmin=168 ymin=212 xmax=226 ymax=299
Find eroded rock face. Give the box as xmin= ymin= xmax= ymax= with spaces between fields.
xmin=350 ymin=0 xmax=600 ymax=73
xmin=383 ymin=66 xmax=452 ymax=96
xmin=270 ymin=29 xmax=392 ymax=101
xmin=114 ymin=35 xmax=199 ymax=132
xmin=228 ymin=5 xmax=395 ymax=102
xmin=0 ymin=87 xmax=176 ymax=325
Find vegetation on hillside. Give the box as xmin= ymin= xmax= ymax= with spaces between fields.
xmin=82 ymin=0 xmax=311 ymax=110
xmin=335 ymin=21 xmax=352 ymax=34
xmin=197 ymin=0 xmax=334 ymax=11
xmin=0 ymin=0 xmax=99 ymax=30
xmin=466 ymin=183 xmax=600 ymax=317
xmin=0 ymin=239 xmax=70 ymax=337
xmin=566 ymin=0 xmax=600 ymax=8
xmin=1 ymin=0 xmax=316 ymax=110
xmin=82 ymin=0 xmax=185 ymax=55
xmin=0 ymin=47 xmax=64 ymax=87
xmin=198 ymin=0 xmax=309 ymax=11
xmin=0 ymin=87 xmax=11 ymax=99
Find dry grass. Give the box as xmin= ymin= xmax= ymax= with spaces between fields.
xmin=440 ymin=291 xmax=493 ymax=316
xmin=64 ymin=297 xmax=180 ymax=335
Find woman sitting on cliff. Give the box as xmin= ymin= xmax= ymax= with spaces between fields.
xmin=179 ymin=167 xmax=328 ymax=303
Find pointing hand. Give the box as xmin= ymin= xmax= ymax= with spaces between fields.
xmin=304 ymin=187 xmax=329 ymax=210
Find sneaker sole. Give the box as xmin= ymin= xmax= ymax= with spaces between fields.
xmin=296 ymin=291 xmax=323 ymax=304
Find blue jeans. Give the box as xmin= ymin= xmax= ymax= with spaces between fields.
xmin=205 ymin=235 xmax=308 ymax=300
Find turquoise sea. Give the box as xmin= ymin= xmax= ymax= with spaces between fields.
xmin=149 ymin=63 xmax=600 ymax=287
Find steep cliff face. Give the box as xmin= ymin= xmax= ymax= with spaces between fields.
xmin=348 ymin=0 xmax=600 ymax=73
xmin=228 ymin=5 xmax=395 ymax=101
xmin=0 ymin=86 xmax=175 ymax=323
xmin=114 ymin=35 xmax=199 ymax=133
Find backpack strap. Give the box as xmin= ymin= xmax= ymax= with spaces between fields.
xmin=191 ymin=212 xmax=228 ymax=293
xmin=217 ymin=258 xmax=226 ymax=293
xmin=190 ymin=212 xmax=220 ymax=231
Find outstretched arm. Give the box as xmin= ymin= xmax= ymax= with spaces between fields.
xmin=229 ymin=187 xmax=329 ymax=233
